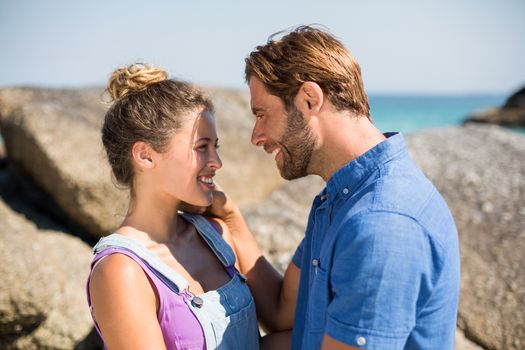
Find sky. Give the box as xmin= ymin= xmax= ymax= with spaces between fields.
xmin=1 ymin=0 xmax=524 ymax=95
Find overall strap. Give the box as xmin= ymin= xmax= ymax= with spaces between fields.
xmin=93 ymin=234 xmax=189 ymax=292
xmin=180 ymin=213 xmax=236 ymax=268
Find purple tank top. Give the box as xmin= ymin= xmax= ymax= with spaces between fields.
xmin=86 ymin=247 xmax=207 ymax=349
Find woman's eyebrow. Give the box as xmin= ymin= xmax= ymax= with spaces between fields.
xmin=194 ymin=137 xmax=218 ymax=143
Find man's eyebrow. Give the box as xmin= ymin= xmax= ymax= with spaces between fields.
xmin=251 ymin=107 xmax=265 ymax=115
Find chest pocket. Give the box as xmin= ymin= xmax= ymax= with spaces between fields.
xmin=210 ymin=297 xmax=259 ymax=349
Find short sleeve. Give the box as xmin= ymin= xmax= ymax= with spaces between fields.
xmin=291 ymin=238 xmax=305 ymax=268
xmin=325 ymin=211 xmax=436 ymax=349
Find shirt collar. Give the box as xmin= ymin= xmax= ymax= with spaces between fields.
xmin=324 ymin=132 xmax=408 ymax=202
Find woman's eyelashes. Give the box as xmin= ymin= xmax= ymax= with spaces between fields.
xmin=195 ymin=142 xmax=220 ymax=152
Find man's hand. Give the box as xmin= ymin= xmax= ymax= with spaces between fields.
xmin=203 ymin=183 xmax=241 ymax=222
xmin=179 ymin=182 xmax=241 ymax=223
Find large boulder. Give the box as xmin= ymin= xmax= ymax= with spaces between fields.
xmin=407 ymin=124 xmax=525 ymax=350
xmin=0 ymin=87 xmax=283 ymax=238
xmin=503 ymin=87 xmax=525 ymax=109
xmin=465 ymin=86 xmax=525 ymax=126
xmin=0 ymin=88 xmax=127 ymax=238
xmin=0 ymin=198 xmax=95 ymax=349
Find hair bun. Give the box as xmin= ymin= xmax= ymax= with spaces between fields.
xmin=107 ymin=63 xmax=168 ymax=101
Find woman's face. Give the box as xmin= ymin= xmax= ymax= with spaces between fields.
xmin=153 ymin=108 xmax=222 ymax=207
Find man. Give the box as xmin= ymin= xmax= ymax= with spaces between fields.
xmin=212 ymin=25 xmax=460 ymax=350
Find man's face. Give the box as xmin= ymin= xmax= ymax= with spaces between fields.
xmin=249 ymin=77 xmax=317 ymax=180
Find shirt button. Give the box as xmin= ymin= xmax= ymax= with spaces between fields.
xmin=343 ymin=187 xmax=349 ymax=195
xmin=356 ymin=336 xmax=366 ymax=346
xmin=312 ymin=259 xmax=319 ymax=267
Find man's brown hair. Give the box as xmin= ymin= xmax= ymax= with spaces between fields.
xmin=245 ymin=25 xmax=370 ymax=118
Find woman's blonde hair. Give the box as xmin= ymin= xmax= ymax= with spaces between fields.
xmin=102 ymin=63 xmax=213 ymax=189
xmin=245 ymin=25 xmax=370 ymax=119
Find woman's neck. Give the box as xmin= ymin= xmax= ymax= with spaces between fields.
xmin=118 ymin=189 xmax=188 ymax=244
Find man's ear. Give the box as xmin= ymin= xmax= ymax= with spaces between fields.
xmin=131 ymin=141 xmax=155 ymax=169
xmin=294 ymin=81 xmax=324 ymax=116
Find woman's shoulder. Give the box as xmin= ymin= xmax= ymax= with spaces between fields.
xmin=88 ymin=253 xmax=161 ymax=347
xmin=90 ymin=252 xmax=152 ymax=292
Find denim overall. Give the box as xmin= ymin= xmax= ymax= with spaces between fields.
xmin=88 ymin=213 xmax=259 ymax=349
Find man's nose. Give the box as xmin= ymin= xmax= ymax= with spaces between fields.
xmin=251 ymin=121 xmax=265 ymax=147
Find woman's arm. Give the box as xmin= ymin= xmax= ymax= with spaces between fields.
xmin=89 ymin=254 xmax=167 ymax=350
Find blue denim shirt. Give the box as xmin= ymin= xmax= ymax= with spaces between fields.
xmin=291 ymin=133 xmax=460 ymax=350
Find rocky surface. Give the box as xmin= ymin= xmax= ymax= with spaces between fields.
xmin=0 ymin=85 xmax=523 ymax=349
xmin=455 ymin=330 xmax=485 ymax=350
xmin=407 ymin=124 xmax=525 ymax=350
xmin=0 ymin=88 xmax=127 ymax=238
xmin=465 ymin=86 xmax=525 ymax=126
xmin=503 ymin=87 xmax=525 ymax=109
xmin=0 ymin=198 xmax=96 ymax=349
xmin=0 ymin=87 xmax=283 ymax=238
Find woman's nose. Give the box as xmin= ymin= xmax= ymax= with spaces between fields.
xmin=209 ymin=148 xmax=222 ymax=170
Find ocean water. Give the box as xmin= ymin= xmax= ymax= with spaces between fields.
xmin=368 ymin=94 xmax=510 ymax=135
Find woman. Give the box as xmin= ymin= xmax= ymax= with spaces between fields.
xmin=86 ymin=63 xmax=259 ymax=349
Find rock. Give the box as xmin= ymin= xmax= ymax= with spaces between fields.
xmin=465 ymin=86 xmax=525 ymax=126
xmin=0 ymin=162 xmax=98 ymax=246
xmin=503 ymin=87 xmax=525 ymax=109
xmin=0 ymin=87 xmax=283 ymax=238
xmin=406 ymin=124 xmax=525 ymax=350
xmin=455 ymin=329 xmax=484 ymax=350
xmin=0 ymin=198 xmax=97 ymax=349
xmin=465 ymin=107 xmax=525 ymax=126
xmin=0 ymin=88 xmax=127 ymax=238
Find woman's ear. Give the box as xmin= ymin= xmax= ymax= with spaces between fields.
xmin=294 ymin=81 xmax=324 ymax=116
xmin=131 ymin=141 xmax=155 ymax=169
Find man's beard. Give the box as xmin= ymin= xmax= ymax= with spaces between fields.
xmin=275 ymin=107 xmax=317 ymax=180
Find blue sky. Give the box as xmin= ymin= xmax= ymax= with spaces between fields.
xmin=1 ymin=0 xmax=524 ymax=94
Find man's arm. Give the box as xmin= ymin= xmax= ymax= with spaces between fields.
xmin=322 ymin=211 xmax=429 ymax=349
xmin=204 ymin=188 xmax=300 ymax=332
xmin=214 ymin=208 xmax=300 ymax=332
